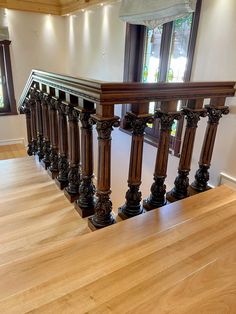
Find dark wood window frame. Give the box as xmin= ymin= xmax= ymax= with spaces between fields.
xmin=0 ymin=40 xmax=17 ymax=116
xmin=120 ymin=0 xmax=202 ymax=156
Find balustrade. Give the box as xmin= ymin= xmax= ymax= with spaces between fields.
xmin=19 ymin=70 xmax=235 ymax=231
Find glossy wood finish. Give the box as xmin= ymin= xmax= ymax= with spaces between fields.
xmin=0 ymin=181 xmax=235 ymax=313
xmin=191 ymin=98 xmax=229 ymax=192
xmin=19 ymin=70 xmax=236 ymax=108
xmin=55 ymin=101 xmax=69 ymax=190
xmin=19 ymin=70 xmax=236 ymax=230
xmin=167 ymin=99 xmax=207 ymax=202
xmin=41 ymin=94 xmax=51 ymax=169
xmin=118 ymin=103 xmax=153 ymax=219
xmin=0 ymin=156 xmax=89 ymax=265
xmin=47 ymin=96 xmax=59 ymax=179
xmin=64 ymin=106 xmax=80 ymax=202
xmin=144 ymin=101 xmax=182 ymax=210
xmin=35 ymin=90 xmax=44 ymax=160
xmin=0 ymin=0 xmax=112 ymax=15
xmin=75 ymin=101 xmax=96 ymax=218
xmin=88 ymin=113 xmax=120 ymax=229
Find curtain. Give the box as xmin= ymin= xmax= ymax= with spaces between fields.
xmin=119 ymin=0 xmax=197 ymax=28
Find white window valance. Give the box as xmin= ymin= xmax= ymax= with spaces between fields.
xmin=119 ymin=0 xmax=197 ymax=28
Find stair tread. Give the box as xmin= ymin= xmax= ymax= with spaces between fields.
xmin=0 ymin=157 xmax=236 ymax=313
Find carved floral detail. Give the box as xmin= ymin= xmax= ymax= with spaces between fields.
xmin=155 ymin=111 xmax=182 ymax=131
xmin=57 ymin=155 xmax=69 ymax=182
xmin=192 ymin=165 xmax=210 ymax=191
xmin=66 ymin=166 xmax=80 ymax=195
xmin=171 ymin=170 xmax=190 ymax=199
xmin=205 ymin=105 xmax=229 ymax=124
xmin=90 ymin=118 xmax=120 ymax=140
xmin=182 ymin=107 xmax=207 ymax=128
xmin=125 ymin=114 xmax=153 ymax=136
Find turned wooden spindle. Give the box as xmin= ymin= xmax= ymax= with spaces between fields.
xmin=55 ymin=101 xmax=69 ymax=190
xmin=167 ymin=99 xmax=207 ymax=202
xmin=35 ymin=91 xmax=44 ymax=160
xmin=47 ymin=97 xmax=59 ymax=179
xmin=20 ymin=98 xmax=34 ymax=156
xmin=191 ymin=98 xmax=229 ymax=192
xmin=75 ymin=101 xmax=96 ymax=218
xmin=143 ymin=101 xmax=182 ymax=210
xmin=64 ymin=106 xmax=81 ymax=202
xmin=29 ymin=89 xmax=38 ymax=155
xmin=41 ymin=94 xmax=51 ymax=169
xmin=118 ymin=103 xmax=153 ymax=219
xmin=88 ymin=106 xmax=120 ymax=230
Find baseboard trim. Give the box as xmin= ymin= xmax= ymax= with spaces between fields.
xmin=220 ymin=172 xmax=236 ymax=190
xmin=0 ymin=138 xmax=25 ymax=146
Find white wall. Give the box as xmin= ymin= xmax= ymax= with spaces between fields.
xmin=0 ymin=10 xmax=66 ymax=144
xmin=191 ymin=0 xmax=236 ymax=185
xmin=65 ymin=3 xmax=126 ymax=81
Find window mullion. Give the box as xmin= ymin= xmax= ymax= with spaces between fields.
xmin=158 ymin=22 xmax=173 ymax=82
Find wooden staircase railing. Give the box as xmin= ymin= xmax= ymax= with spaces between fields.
xmin=19 ymin=70 xmax=236 ymax=230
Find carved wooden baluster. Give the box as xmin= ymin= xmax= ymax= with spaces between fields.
xmin=35 ymin=91 xmax=44 ymax=160
xmin=29 ymin=89 xmax=38 ymax=155
xmin=75 ymin=102 xmax=96 ymax=218
xmin=191 ymin=98 xmax=229 ymax=192
xmin=20 ymin=98 xmax=34 ymax=156
xmin=118 ymin=103 xmax=153 ymax=219
xmin=64 ymin=106 xmax=80 ymax=202
xmin=88 ymin=112 xmax=120 ymax=230
xmin=41 ymin=94 xmax=51 ymax=169
xmin=143 ymin=101 xmax=182 ymax=210
xmin=47 ymin=97 xmax=59 ymax=179
xmin=55 ymin=101 xmax=69 ymax=190
xmin=167 ymin=99 xmax=207 ymax=202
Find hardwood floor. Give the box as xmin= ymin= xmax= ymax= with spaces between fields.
xmin=0 ymin=143 xmax=27 ymax=160
xmin=0 ymin=156 xmax=236 ymax=313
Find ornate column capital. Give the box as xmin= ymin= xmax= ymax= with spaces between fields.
xmin=155 ymin=111 xmax=182 ymax=131
xmin=182 ymin=107 xmax=207 ymax=128
xmin=90 ymin=116 xmax=120 ymax=140
xmin=66 ymin=106 xmax=80 ymax=122
xmin=125 ymin=112 xmax=153 ymax=136
xmin=205 ymin=105 xmax=229 ymax=125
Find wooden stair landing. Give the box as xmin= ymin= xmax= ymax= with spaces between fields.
xmin=0 ymin=157 xmax=236 ymax=313
xmin=0 ymin=157 xmax=90 ymax=265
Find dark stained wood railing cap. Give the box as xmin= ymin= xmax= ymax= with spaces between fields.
xmin=19 ymin=69 xmax=236 ymax=110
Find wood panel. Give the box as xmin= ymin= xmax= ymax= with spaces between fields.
xmin=0 ymin=181 xmax=235 ymax=312
xmin=0 ymin=0 xmax=61 ymax=15
xmin=0 ymin=0 xmax=114 ymax=15
xmin=60 ymin=0 xmax=112 ymax=15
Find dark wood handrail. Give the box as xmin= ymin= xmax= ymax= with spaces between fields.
xmin=19 ymin=69 xmax=236 ymax=108
xmin=19 ymin=69 xmax=236 ymax=231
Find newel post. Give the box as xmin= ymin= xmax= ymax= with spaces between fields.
xmin=88 ymin=103 xmax=120 ymax=230
xmin=167 ymin=99 xmax=207 ymax=202
xmin=191 ymin=98 xmax=229 ymax=192
xmin=118 ymin=102 xmax=153 ymax=219
xmin=75 ymin=101 xmax=96 ymax=218
xmin=64 ymin=106 xmax=81 ymax=202
xmin=143 ymin=101 xmax=182 ymax=210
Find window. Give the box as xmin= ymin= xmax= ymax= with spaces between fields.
xmin=122 ymin=0 xmax=202 ymax=156
xmin=0 ymin=40 xmax=17 ymax=115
